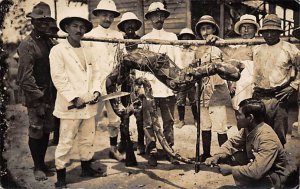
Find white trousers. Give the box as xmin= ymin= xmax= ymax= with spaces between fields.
xmin=95 ymin=100 xmax=120 ymax=137
xmin=55 ymin=117 xmax=95 ymax=170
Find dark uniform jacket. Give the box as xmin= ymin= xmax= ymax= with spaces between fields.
xmin=17 ymin=31 xmax=57 ymax=108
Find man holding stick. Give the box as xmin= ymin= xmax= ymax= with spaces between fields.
xmin=205 ymin=98 xmax=291 ymax=188
xmin=194 ymin=15 xmax=232 ymax=162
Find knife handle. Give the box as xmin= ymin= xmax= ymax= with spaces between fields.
xmin=68 ymin=104 xmax=76 ymax=110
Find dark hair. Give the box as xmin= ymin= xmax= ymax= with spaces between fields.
xmin=238 ymin=98 xmax=266 ymax=123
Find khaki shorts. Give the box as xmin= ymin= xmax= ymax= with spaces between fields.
xmin=27 ymin=106 xmax=56 ymax=139
xmin=200 ymin=106 xmax=228 ymax=134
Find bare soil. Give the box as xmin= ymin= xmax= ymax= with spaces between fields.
xmin=3 ymin=104 xmax=300 ymax=189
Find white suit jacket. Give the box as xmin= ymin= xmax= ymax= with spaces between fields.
xmin=49 ymin=39 xmax=101 ymax=119
xmin=86 ymin=25 xmax=124 ymax=94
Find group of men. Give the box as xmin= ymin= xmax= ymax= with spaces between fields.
xmin=16 ymin=0 xmax=300 ymax=188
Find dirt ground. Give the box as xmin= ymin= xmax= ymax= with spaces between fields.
xmin=3 ymin=104 xmax=300 ymax=189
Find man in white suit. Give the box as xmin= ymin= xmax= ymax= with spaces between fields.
xmin=49 ymin=15 xmax=105 ymax=188
xmin=86 ymin=0 xmax=124 ymax=161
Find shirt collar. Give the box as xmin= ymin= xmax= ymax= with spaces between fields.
xmin=97 ymin=25 xmax=112 ymax=32
xmin=63 ymin=38 xmax=84 ymax=49
xmin=151 ymin=28 xmax=165 ymax=35
xmin=246 ymin=122 xmax=264 ymax=137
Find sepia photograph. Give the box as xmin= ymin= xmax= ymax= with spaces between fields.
xmin=0 ymin=0 xmax=300 ymax=188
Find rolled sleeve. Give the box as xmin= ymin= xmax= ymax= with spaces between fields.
xmin=215 ymin=129 xmax=246 ymax=156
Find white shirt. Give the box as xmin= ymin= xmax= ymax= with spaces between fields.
xmin=86 ymin=25 xmax=124 ymax=94
xmin=137 ymin=28 xmax=181 ymax=97
xmin=228 ymin=45 xmax=255 ymax=110
xmin=253 ymin=40 xmax=300 ymax=89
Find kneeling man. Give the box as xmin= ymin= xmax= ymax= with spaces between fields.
xmin=205 ymin=98 xmax=291 ymax=188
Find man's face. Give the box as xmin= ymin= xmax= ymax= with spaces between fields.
xmin=261 ymin=30 xmax=281 ymax=45
xmin=96 ymin=11 xmax=115 ymax=29
xmin=200 ymin=24 xmax=216 ymax=39
xmin=180 ymin=34 xmax=194 ymax=40
xmin=65 ymin=20 xmax=87 ymax=42
xmin=123 ymin=21 xmax=138 ymax=36
xmin=149 ymin=11 xmax=167 ymax=30
xmin=240 ymin=23 xmax=256 ymax=39
xmin=32 ymin=18 xmax=52 ymax=35
xmin=49 ymin=27 xmax=59 ymax=35
xmin=180 ymin=34 xmax=194 ymax=48
xmin=47 ymin=21 xmax=59 ymax=35
xmin=236 ymin=108 xmax=250 ymax=130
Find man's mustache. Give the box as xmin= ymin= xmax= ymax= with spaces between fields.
xmin=155 ymin=21 xmax=163 ymax=24
xmin=76 ymin=32 xmax=83 ymax=35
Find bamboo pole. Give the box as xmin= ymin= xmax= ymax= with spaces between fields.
xmin=51 ymin=35 xmax=300 ymax=46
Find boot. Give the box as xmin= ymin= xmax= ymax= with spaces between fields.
xmin=218 ymin=133 xmax=228 ymax=147
xmin=148 ymin=153 xmax=158 ymax=167
xmin=109 ymin=146 xmax=125 ymax=162
xmin=191 ymin=104 xmax=199 ymax=123
xmin=125 ymin=140 xmax=138 ymax=167
xmin=118 ymin=130 xmax=127 ymax=153
xmin=53 ymin=118 xmax=60 ymax=145
xmin=137 ymin=123 xmax=145 ymax=155
xmin=176 ymin=106 xmax=185 ymax=128
xmin=52 ymin=128 xmax=59 ymax=145
xmin=200 ymin=131 xmax=212 ymax=162
xmin=166 ymin=154 xmax=180 ymax=165
xmin=80 ymin=160 xmax=106 ymax=177
xmin=55 ymin=168 xmax=67 ymax=189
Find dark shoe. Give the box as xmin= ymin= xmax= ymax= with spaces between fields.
xmin=55 ymin=181 xmax=67 ymax=189
xmin=148 ymin=153 xmax=158 ymax=167
xmin=199 ymin=153 xmax=212 ymax=162
xmin=125 ymin=160 xmax=138 ymax=167
xmin=55 ymin=168 xmax=67 ymax=189
xmin=80 ymin=167 xmax=107 ymax=178
xmin=80 ymin=161 xmax=107 ymax=178
xmin=166 ymin=155 xmax=180 ymax=165
xmin=137 ymin=144 xmax=145 ymax=155
xmin=109 ymin=146 xmax=125 ymax=162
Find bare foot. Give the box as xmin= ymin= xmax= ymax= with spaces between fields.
xmin=34 ymin=169 xmax=48 ymax=181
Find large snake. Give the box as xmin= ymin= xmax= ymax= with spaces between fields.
xmin=106 ymin=48 xmax=243 ymax=164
